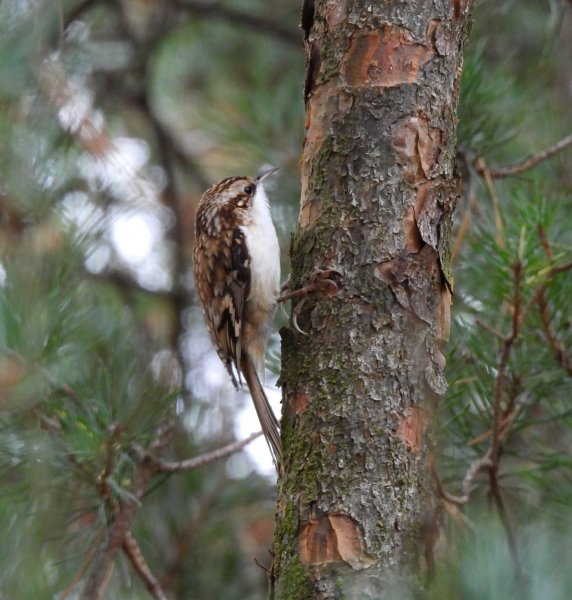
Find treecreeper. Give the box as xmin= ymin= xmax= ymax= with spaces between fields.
xmin=192 ymin=167 xmax=282 ymax=472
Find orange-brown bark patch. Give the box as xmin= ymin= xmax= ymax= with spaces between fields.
xmin=403 ymin=183 xmax=434 ymax=252
xmin=392 ymin=115 xmax=442 ymax=184
xmin=299 ymin=196 xmax=323 ymax=231
xmin=453 ymin=0 xmax=470 ymax=20
xmin=298 ymin=513 xmax=375 ymax=569
xmin=396 ymin=406 xmax=426 ymax=453
xmin=341 ymin=25 xmax=434 ymax=88
xmin=302 ymin=79 xmax=337 ymax=163
xmin=403 ymin=205 xmax=423 ymax=254
xmin=299 ymin=514 xmax=342 ymax=565
xmin=300 ymin=80 xmax=338 ymax=230
xmin=291 ymin=391 xmax=310 ymax=414
xmin=438 ymin=286 xmax=452 ymax=341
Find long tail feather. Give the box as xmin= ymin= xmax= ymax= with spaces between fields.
xmin=240 ymin=353 xmax=282 ymax=471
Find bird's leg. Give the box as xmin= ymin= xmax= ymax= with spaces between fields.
xmin=277 ymin=269 xmax=343 ymax=334
xmin=277 ymin=269 xmax=342 ymax=302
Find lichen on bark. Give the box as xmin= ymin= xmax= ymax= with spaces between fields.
xmin=273 ymin=1 xmax=473 ymax=598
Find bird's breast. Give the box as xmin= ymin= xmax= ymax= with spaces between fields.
xmin=241 ymin=217 xmax=280 ymax=314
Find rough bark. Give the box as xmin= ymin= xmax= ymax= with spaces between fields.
xmin=274 ymin=1 xmax=473 ymax=597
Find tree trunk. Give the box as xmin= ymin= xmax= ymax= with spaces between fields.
xmin=273 ymin=1 xmax=473 ymax=597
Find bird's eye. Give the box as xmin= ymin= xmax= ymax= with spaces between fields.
xmin=243 ymin=184 xmax=255 ymax=195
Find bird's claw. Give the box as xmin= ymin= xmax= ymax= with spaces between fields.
xmin=277 ymin=268 xmax=343 ymax=334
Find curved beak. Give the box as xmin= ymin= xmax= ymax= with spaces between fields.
xmin=255 ymin=166 xmax=279 ymax=183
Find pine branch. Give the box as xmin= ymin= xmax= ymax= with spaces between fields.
xmin=476 ymin=318 xmax=507 ymax=341
xmin=477 ymin=133 xmax=572 ymax=178
xmin=133 ymin=430 xmax=263 ymax=473
xmin=81 ymin=422 xmax=173 ymax=599
xmin=435 ymin=261 xmax=526 ymax=576
xmin=81 ymin=427 xmax=258 ymax=596
xmin=549 ymin=259 xmax=572 ymax=276
xmin=488 ymin=465 xmax=523 ymax=577
xmin=123 ymin=530 xmax=167 ymax=600
xmin=81 ymin=466 xmax=152 ymax=599
xmin=535 ymin=231 xmax=572 ymax=377
xmin=490 ymin=262 xmax=522 ymax=463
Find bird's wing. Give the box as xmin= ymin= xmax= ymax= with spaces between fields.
xmin=195 ymin=226 xmax=251 ymax=387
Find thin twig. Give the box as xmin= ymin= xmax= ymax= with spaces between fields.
xmin=430 ymin=451 xmax=492 ymax=506
xmin=431 ymin=463 xmax=467 ymax=506
xmin=81 ymin=422 xmax=173 ymax=599
xmin=475 ymin=318 xmax=507 ymax=341
xmin=468 ymin=404 xmax=520 ymax=447
xmin=488 ymin=466 xmax=524 ymax=581
xmin=549 ymin=259 xmax=572 ymax=275
xmin=444 ymin=261 xmax=525 ymax=571
xmin=538 ymin=289 xmax=572 ymax=376
xmin=490 ymin=262 xmax=522 ymax=463
xmin=534 ymin=229 xmax=572 ymax=377
xmin=59 ymin=531 xmax=105 ymax=600
xmin=485 ymin=262 xmax=523 ymax=576
xmin=469 ymin=378 xmax=521 ymax=448
xmin=96 ymin=423 xmax=123 ymax=501
xmin=462 ymin=452 xmax=493 ymax=500
xmin=123 ymin=530 xmax=167 ymax=600
xmin=253 ymin=556 xmax=272 ymax=575
xmin=81 ymin=465 xmax=153 ymax=600
xmin=482 ymin=133 xmax=572 ymax=178
xmin=475 ymin=157 xmax=505 ymax=249
xmin=537 ymin=225 xmax=554 ymax=260
xmin=136 ymin=431 xmax=263 ymax=473
xmin=149 ymin=420 xmax=176 ymax=454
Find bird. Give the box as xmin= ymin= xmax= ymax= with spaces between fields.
xmin=192 ymin=167 xmax=282 ymax=470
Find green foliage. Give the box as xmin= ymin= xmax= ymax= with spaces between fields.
xmin=436 ymin=2 xmax=572 ymax=594
xmin=1 ymin=0 xmax=571 ymax=597
xmin=0 ymin=1 xmax=297 ymax=597
xmin=0 ymin=236 xmax=175 ymax=596
xmin=429 ymin=516 xmax=572 ymax=600
xmin=458 ymin=45 xmax=521 ymax=156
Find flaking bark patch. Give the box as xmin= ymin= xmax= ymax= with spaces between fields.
xmin=397 ymin=407 xmax=427 ymax=453
xmin=341 ymin=24 xmax=437 ymax=88
xmin=300 ymin=80 xmax=338 ymax=230
xmin=392 ymin=115 xmax=442 ymax=183
xmin=438 ymin=287 xmax=452 ymax=341
xmin=374 ymin=246 xmax=442 ymax=325
xmin=291 ymin=392 xmax=310 ymax=414
xmin=403 ymin=205 xmax=424 ymax=254
xmin=299 ymin=513 xmax=375 ymax=570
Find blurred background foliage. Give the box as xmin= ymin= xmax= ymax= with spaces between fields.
xmin=0 ymin=0 xmax=571 ymax=598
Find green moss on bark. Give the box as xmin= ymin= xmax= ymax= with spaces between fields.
xmin=277 ymin=556 xmax=313 ymax=600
